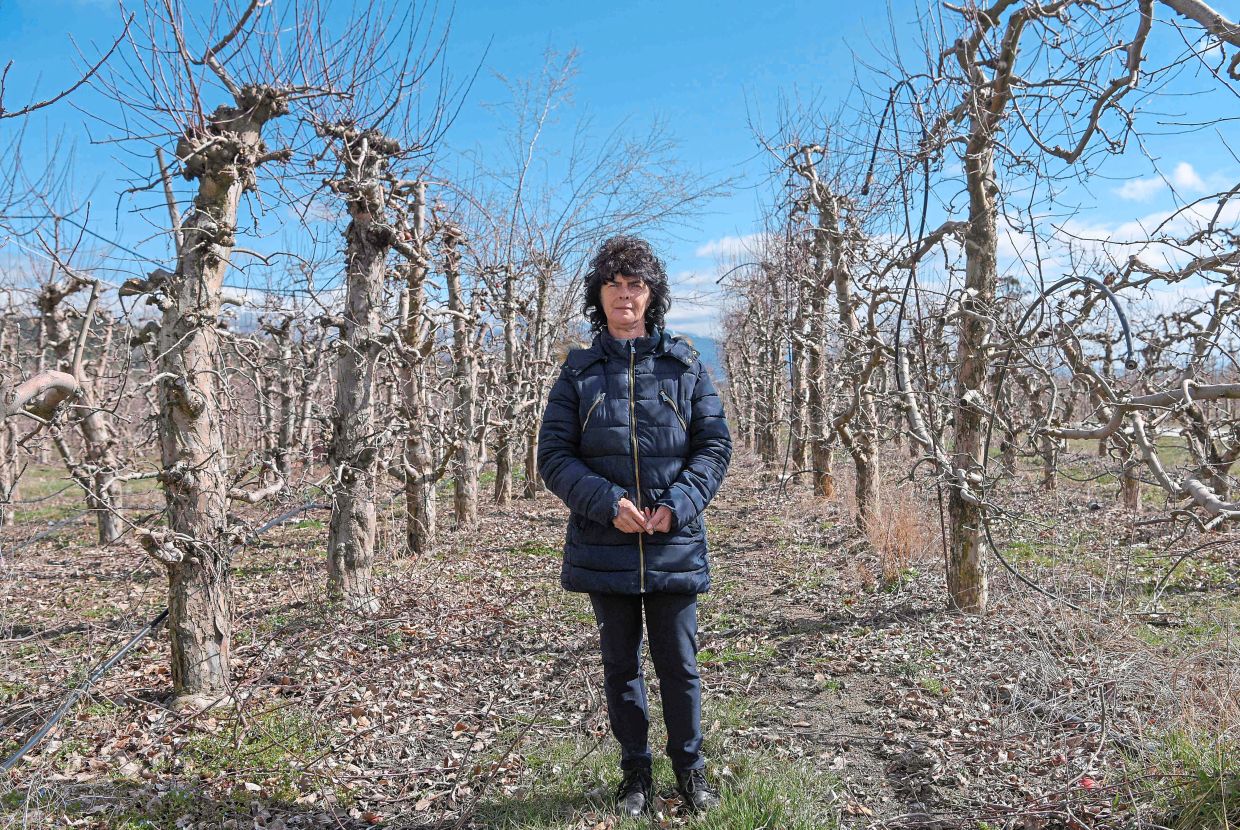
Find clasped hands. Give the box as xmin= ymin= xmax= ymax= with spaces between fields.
xmin=613 ymin=497 xmax=672 ymax=535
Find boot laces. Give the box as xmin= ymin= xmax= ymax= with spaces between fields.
xmin=617 ymin=767 xmax=651 ymax=800
xmin=682 ymin=768 xmax=708 ymax=793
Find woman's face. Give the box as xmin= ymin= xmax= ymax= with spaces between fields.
xmin=600 ymin=272 xmax=650 ymax=332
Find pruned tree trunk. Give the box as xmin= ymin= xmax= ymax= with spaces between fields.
xmin=322 ymin=124 xmax=403 ymax=616
xmin=398 ymin=182 xmax=442 ymax=557
xmin=296 ymin=335 xmax=325 ymax=462
xmin=1120 ymin=451 xmax=1142 ymax=510
xmin=493 ymin=263 xmax=518 ymax=507
xmin=1017 ymin=374 xmax=1058 ymax=493
xmin=0 ymin=317 xmax=19 ymax=526
xmin=37 ymin=276 xmax=125 ymax=544
xmin=522 ymin=424 xmax=542 ymax=498
xmin=443 ymin=224 xmax=479 ymax=527
xmin=520 ymin=255 xmax=559 ymax=500
xmin=130 ymin=84 xmax=289 ymax=703
xmin=274 ymin=330 xmax=297 ymax=481
xmin=948 ymin=122 xmax=996 ymax=614
xmin=0 ymin=416 xmax=16 ymax=527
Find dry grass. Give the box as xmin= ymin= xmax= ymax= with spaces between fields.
xmin=866 ymin=484 xmax=939 ymax=586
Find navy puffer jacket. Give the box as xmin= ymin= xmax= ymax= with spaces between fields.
xmin=537 ymin=328 xmax=732 ymax=595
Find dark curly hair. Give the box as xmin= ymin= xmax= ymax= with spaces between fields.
xmin=583 ymin=235 xmax=671 ymax=334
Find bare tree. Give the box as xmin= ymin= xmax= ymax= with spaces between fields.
xmin=100 ymin=0 xmax=296 ymax=704
xmin=291 ymin=0 xmax=456 ymax=599
xmin=897 ymin=0 xmax=1156 ymax=612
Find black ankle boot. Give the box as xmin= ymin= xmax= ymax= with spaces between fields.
xmin=616 ymin=766 xmax=653 ymax=818
xmin=675 ymin=767 xmax=721 ymax=812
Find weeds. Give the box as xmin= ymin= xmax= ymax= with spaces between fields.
xmin=864 ymin=486 xmax=935 ymax=587
xmin=1147 ymin=731 xmax=1240 ymax=830
xmin=178 ymin=706 xmax=331 ymax=801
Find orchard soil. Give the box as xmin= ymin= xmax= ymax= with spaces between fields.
xmin=1 ymin=450 xmax=1237 ymax=829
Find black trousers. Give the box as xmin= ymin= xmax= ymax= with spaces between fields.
xmin=589 ymin=592 xmax=703 ymax=772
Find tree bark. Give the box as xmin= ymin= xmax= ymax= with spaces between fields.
xmin=948 ymin=120 xmax=996 ymax=614
xmin=137 ymin=85 xmax=289 ymax=701
xmin=398 ymin=182 xmax=441 ymax=556
xmin=323 ymin=124 xmax=399 ymax=615
xmin=443 ymin=225 xmax=479 ymax=527
xmin=38 ymin=278 xmax=125 ymax=544
xmin=0 ymin=318 xmax=18 ymax=525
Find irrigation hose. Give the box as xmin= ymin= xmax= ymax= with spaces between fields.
xmin=1 ymin=608 xmax=169 ymax=772
xmin=1 ymin=500 xmax=326 ymax=772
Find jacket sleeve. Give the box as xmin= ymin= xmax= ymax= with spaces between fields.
xmin=656 ymin=362 xmax=732 ymax=531
xmin=537 ymin=367 xmax=627 ymax=525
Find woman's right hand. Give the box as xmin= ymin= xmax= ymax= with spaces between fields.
xmin=612 ymin=497 xmax=648 ymax=534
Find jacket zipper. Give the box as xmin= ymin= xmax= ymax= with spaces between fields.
xmin=628 ymin=341 xmax=645 ymax=593
xmin=659 ymin=389 xmax=687 ymax=430
xmin=582 ymin=391 xmax=605 ymax=430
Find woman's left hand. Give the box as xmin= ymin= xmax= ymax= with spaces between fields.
xmin=643 ymin=506 xmax=673 ymax=534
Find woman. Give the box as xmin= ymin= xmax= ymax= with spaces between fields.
xmin=537 ymin=235 xmax=732 ymax=817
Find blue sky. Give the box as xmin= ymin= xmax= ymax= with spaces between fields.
xmin=1 ymin=0 xmax=1237 ymax=335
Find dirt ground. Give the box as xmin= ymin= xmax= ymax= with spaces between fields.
xmin=1 ymin=451 xmax=1238 ymax=829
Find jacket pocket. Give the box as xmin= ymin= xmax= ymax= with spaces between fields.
xmin=582 ymin=391 xmax=606 ymax=430
xmin=659 ymin=389 xmax=687 ymax=431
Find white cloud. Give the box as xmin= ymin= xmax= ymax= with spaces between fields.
xmin=1113 ymin=161 xmax=1209 ymax=202
xmin=665 ymin=298 xmax=721 ymax=337
xmin=669 ymin=268 xmax=720 ymax=295
xmin=1172 ymin=162 xmax=1206 ymax=192
xmin=1115 ymin=177 xmax=1164 ymax=202
xmin=693 ymin=233 xmax=766 ymax=260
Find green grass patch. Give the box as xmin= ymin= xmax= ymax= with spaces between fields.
xmin=512 ymin=540 xmax=560 ymax=558
xmin=10 ymin=464 xmax=73 ymax=499
xmin=50 ymin=737 xmax=91 ymax=772
xmin=473 ymin=692 xmax=840 ymax=828
xmin=472 ymin=731 xmax=840 ymax=829
xmin=1002 ymin=540 xmax=1056 ymax=568
xmin=818 ymin=677 xmax=843 ymax=694
xmin=702 ymin=609 xmax=747 ymax=632
xmin=697 ymin=642 xmax=776 ymax=669
xmin=81 ymin=604 xmax=121 ymax=621
xmin=705 ymin=695 xmax=763 ymax=732
xmin=1135 ymin=618 xmax=1226 ymax=648
xmin=82 ymin=699 xmax=122 ymax=718
xmin=1151 ymin=559 xmax=1234 ymax=593
xmin=13 ymin=503 xmax=81 ymax=524
xmin=233 ymin=562 xmax=283 ymax=578
xmin=108 ymin=787 xmax=198 ymax=829
xmin=0 ymin=680 xmax=28 ymax=705
xmin=179 ymin=706 xmax=331 ymax=801
xmin=1143 ymin=730 xmax=1240 ymax=830
xmin=693 ymin=756 xmax=841 ymax=830
xmin=1136 ymin=594 xmax=1240 ymax=648
xmin=882 ymin=566 xmax=921 ymax=592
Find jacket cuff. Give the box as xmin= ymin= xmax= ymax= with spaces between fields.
xmin=657 ymin=495 xmax=692 ymax=532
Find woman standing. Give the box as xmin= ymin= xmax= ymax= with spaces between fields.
xmin=537 ymin=235 xmax=732 ymax=817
